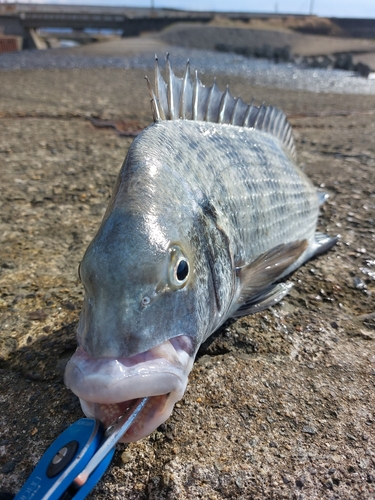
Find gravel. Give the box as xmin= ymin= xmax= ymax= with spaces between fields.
xmin=1 ymin=46 xmax=375 ymax=95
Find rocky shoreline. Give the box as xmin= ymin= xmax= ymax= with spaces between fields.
xmin=160 ymin=23 xmax=375 ymax=78
xmin=216 ymin=43 xmax=373 ymax=77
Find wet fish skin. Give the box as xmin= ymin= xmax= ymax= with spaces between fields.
xmin=65 ymin=58 xmax=337 ymax=442
xmin=78 ymin=119 xmax=317 ymax=358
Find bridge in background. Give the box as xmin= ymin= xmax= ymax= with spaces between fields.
xmin=1 ymin=3 xmax=375 ymax=51
xmin=0 ymin=3 xmax=214 ymax=47
xmin=0 ymin=3 xmax=309 ymax=39
xmin=0 ymin=3 xmax=296 ymax=50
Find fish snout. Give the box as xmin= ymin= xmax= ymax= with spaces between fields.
xmin=77 ymin=305 xmax=148 ymax=359
xmin=77 ymin=293 xmax=196 ymax=359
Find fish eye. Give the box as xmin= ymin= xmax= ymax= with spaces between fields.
xmin=176 ymin=259 xmax=189 ymax=282
xmin=168 ymin=246 xmax=190 ymax=289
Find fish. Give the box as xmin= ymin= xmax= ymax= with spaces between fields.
xmin=64 ymin=55 xmax=337 ymax=442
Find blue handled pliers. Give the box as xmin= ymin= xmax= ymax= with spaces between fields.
xmin=13 ymin=397 xmax=149 ymax=500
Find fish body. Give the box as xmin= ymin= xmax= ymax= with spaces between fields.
xmin=64 ymin=57 xmax=336 ymax=442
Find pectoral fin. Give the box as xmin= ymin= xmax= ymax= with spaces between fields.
xmin=231 ymin=282 xmax=294 ymax=318
xmin=231 ymin=239 xmax=308 ymax=318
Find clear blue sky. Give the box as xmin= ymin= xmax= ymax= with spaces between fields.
xmin=29 ymin=1 xmax=375 ymax=18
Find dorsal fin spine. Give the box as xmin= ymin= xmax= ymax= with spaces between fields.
xmin=282 ymin=118 xmax=290 ymax=142
xmin=273 ymin=110 xmax=279 ymax=135
xmin=154 ymin=57 xmax=166 ymax=120
xmin=230 ymin=97 xmax=240 ymax=125
xmin=192 ymin=70 xmax=199 ymax=121
xmin=253 ymin=103 xmax=264 ymax=129
xmin=263 ymin=106 xmax=268 ymax=130
xmin=259 ymin=105 xmax=267 ymax=130
xmin=205 ymin=79 xmax=217 ymax=122
xmin=180 ymin=60 xmax=190 ymax=119
xmin=145 ymin=75 xmax=161 ymax=122
xmin=264 ymin=106 xmax=272 ymax=133
xmin=166 ymin=54 xmax=174 ymax=120
xmin=218 ymin=86 xmax=229 ymax=124
xmin=286 ymin=128 xmax=293 ymax=151
xmin=272 ymin=108 xmax=279 ymax=132
xmin=148 ymin=56 xmax=296 ymax=160
xmin=268 ymin=109 xmax=273 ymax=134
xmin=242 ymin=99 xmax=254 ymax=128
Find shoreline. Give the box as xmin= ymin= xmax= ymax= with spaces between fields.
xmin=1 ymin=46 xmax=375 ymax=96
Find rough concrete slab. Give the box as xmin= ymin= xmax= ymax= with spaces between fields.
xmin=0 ymin=67 xmax=374 ymax=499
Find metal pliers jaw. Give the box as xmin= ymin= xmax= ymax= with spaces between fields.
xmin=13 ymin=397 xmax=149 ymax=500
xmin=14 ymin=418 xmax=113 ymax=500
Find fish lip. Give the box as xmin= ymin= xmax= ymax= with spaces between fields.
xmin=64 ymin=335 xmax=195 ymax=441
xmin=66 ymin=356 xmax=184 ymax=405
xmin=64 ymin=335 xmax=194 ymax=404
xmin=80 ymin=394 xmax=171 ymax=443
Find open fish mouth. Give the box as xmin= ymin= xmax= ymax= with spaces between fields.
xmin=64 ymin=335 xmax=195 ymax=442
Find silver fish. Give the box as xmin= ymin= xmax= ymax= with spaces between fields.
xmin=64 ymin=56 xmax=337 ymax=442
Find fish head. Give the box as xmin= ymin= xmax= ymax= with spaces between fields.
xmin=77 ymin=209 xmax=199 ymax=358
xmin=65 ymin=207 xmax=208 ymax=442
xmin=65 ymin=120 xmax=235 ymax=442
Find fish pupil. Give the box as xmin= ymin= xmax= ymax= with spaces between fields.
xmin=176 ymin=260 xmax=189 ymax=282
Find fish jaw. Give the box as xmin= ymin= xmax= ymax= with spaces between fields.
xmin=64 ymin=335 xmax=195 ymax=442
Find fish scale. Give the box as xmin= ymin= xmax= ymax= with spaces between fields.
xmin=131 ymin=119 xmax=318 ymax=267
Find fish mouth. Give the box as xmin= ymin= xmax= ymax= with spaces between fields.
xmin=64 ymin=335 xmax=195 ymax=442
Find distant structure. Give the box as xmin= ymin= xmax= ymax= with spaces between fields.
xmin=0 ymin=2 xmax=213 ymax=49
xmin=1 ymin=3 xmax=375 ymax=52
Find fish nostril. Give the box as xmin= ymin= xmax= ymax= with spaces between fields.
xmin=141 ymin=295 xmax=151 ymax=307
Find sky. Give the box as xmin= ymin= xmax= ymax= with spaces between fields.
xmin=20 ymin=0 xmax=375 ymax=19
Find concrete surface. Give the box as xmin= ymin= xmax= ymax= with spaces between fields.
xmin=0 ymin=63 xmax=374 ymax=499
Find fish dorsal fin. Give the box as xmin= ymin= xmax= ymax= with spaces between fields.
xmin=146 ymin=54 xmax=296 ymax=159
